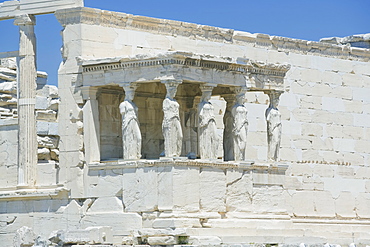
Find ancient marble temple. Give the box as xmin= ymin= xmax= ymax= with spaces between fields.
xmin=1 ymin=1 xmax=370 ymax=246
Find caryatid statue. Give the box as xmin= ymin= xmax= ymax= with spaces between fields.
xmin=198 ymin=85 xmax=218 ymax=159
xmin=232 ymin=89 xmax=248 ymax=161
xmin=162 ymin=81 xmax=183 ymax=157
xmin=265 ymin=91 xmax=282 ymax=162
xmin=119 ymin=84 xmax=142 ymax=160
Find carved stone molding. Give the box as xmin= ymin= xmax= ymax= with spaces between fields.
xmin=80 ymin=53 xmax=290 ymax=92
xmin=0 ymin=186 xmax=68 ymax=201
xmin=82 ymin=54 xmax=290 ymax=78
xmin=55 ymin=7 xmax=234 ymax=43
xmin=13 ymin=14 xmax=35 ymax=26
xmin=88 ymin=159 xmax=289 ymax=174
xmin=0 ymin=0 xmax=84 ymax=21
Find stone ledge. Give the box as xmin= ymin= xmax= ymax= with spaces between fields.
xmin=0 ymin=186 xmax=68 ymax=201
xmin=0 ymin=118 xmax=18 ymax=126
xmin=88 ymin=159 xmax=289 ymax=173
xmin=291 ymin=218 xmax=370 ymax=225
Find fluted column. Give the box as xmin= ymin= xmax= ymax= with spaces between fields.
xmin=82 ymin=87 xmax=100 ymax=164
xmin=15 ymin=14 xmax=37 ymax=188
xmin=265 ymin=91 xmax=283 ymax=162
xmin=119 ymin=83 xmax=142 ymax=160
xmin=161 ymin=80 xmax=183 ymax=157
xmin=198 ymin=85 xmax=218 ymax=159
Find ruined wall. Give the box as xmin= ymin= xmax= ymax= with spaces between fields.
xmin=0 ymin=57 xmax=60 ymax=189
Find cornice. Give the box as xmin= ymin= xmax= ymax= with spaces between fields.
xmin=81 ymin=52 xmax=291 ymax=78
xmin=88 ymin=159 xmax=289 ymax=174
xmin=55 ymin=7 xmax=234 ymax=43
xmin=0 ymin=186 xmax=68 ymax=201
xmin=235 ymin=32 xmax=370 ymax=62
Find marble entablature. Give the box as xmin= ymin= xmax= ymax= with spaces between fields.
xmin=0 ymin=4 xmax=370 ymax=247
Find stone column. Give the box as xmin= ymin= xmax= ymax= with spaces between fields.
xmin=161 ymin=80 xmax=183 ymax=158
xmin=231 ymin=87 xmax=248 ymax=161
xmin=15 ymin=14 xmax=37 ymax=188
xmin=223 ymin=94 xmax=235 ymax=161
xmin=265 ymin=91 xmax=282 ymax=162
xmin=82 ymin=87 xmax=100 ymax=164
xmin=119 ymin=83 xmax=142 ymax=160
xmin=198 ymin=85 xmax=218 ymax=159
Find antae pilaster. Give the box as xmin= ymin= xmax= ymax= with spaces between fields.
xmin=14 ymin=14 xmax=37 ymax=188
xmin=81 ymin=87 xmax=101 ymax=164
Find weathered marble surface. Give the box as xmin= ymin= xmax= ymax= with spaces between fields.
xmin=320 ymin=33 xmax=370 ymax=48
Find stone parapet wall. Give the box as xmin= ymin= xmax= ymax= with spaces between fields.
xmin=0 ymin=58 xmax=60 ymax=188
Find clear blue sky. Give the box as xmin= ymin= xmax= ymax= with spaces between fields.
xmin=0 ymin=0 xmax=369 ymax=85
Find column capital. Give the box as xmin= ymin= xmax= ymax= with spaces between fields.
xmin=161 ymin=79 xmax=182 ymax=86
xmin=81 ymin=86 xmax=99 ymax=100
xmin=120 ymin=82 xmax=138 ymax=101
xmin=265 ymin=90 xmax=283 ymax=108
xmin=14 ymin=14 xmax=36 ymax=26
xmin=162 ymin=80 xmax=182 ymax=99
xmin=120 ymin=82 xmax=138 ymax=92
xmin=199 ymin=84 xmax=216 ymax=93
xmin=264 ymin=90 xmax=283 ymax=97
xmin=234 ymin=86 xmax=248 ymax=94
